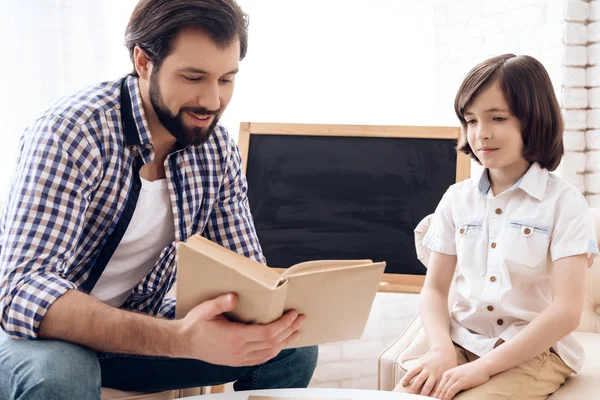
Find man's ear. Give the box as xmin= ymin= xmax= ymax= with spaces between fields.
xmin=133 ymin=46 xmax=153 ymax=80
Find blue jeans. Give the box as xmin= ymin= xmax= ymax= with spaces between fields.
xmin=0 ymin=330 xmax=318 ymax=400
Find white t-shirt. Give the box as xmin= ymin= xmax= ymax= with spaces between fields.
xmin=90 ymin=177 xmax=175 ymax=308
xmin=424 ymin=162 xmax=599 ymax=372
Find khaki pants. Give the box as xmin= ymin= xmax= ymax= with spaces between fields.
xmin=393 ymin=343 xmax=572 ymax=399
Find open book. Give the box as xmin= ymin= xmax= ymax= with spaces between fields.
xmin=175 ymin=235 xmax=386 ymax=348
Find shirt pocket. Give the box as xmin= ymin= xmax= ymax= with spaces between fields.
xmin=504 ymin=221 xmax=550 ymax=271
xmin=455 ymin=222 xmax=485 ymax=274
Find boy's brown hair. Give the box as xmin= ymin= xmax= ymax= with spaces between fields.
xmin=454 ymin=54 xmax=564 ymax=171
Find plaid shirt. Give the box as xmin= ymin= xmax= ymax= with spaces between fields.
xmin=0 ymin=75 xmax=265 ymax=339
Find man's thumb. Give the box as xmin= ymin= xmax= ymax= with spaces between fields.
xmin=201 ymin=293 xmax=237 ymax=318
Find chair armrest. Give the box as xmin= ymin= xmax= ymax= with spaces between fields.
xmin=378 ymin=313 xmax=429 ymax=391
xmin=178 ymin=387 xmax=206 ymax=397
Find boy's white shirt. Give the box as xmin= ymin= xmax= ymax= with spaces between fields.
xmin=424 ymin=162 xmax=599 ymax=372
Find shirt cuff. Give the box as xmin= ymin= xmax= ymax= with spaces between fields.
xmin=157 ymin=297 xmax=176 ymax=319
xmin=423 ymin=233 xmax=457 ymax=255
xmin=550 ymin=239 xmax=600 ymax=264
xmin=2 ymin=272 xmax=76 ymax=339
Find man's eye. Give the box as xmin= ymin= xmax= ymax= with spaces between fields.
xmin=493 ymin=117 xmax=506 ymax=122
xmin=466 ymin=120 xmax=476 ymax=125
xmin=184 ymin=76 xmax=202 ymax=82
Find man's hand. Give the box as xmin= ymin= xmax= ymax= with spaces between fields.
xmin=175 ymin=293 xmax=305 ymax=366
xmin=400 ymin=347 xmax=457 ymax=397
xmin=432 ymin=360 xmax=491 ymax=400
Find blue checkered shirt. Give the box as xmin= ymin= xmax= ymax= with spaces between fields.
xmin=0 ymin=75 xmax=265 ymax=339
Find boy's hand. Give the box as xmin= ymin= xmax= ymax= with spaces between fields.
xmin=400 ymin=346 xmax=457 ymax=397
xmin=432 ymin=360 xmax=491 ymax=400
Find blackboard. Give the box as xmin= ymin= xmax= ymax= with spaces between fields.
xmin=238 ymin=123 xmax=470 ymax=293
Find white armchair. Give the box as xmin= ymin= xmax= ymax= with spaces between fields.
xmin=378 ymin=209 xmax=600 ymax=399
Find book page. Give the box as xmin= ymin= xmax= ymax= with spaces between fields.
xmin=281 ymin=259 xmax=373 ymax=280
xmin=280 ymin=261 xmax=386 ymax=348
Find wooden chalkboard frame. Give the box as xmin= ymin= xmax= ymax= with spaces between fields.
xmin=238 ymin=122 xmax=471 ymax=294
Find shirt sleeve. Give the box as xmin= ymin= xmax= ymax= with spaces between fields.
xmin=203 ymin=131 xmax=266 ymax=265
xmin=0 ymin=116 xmax=95 ymax=339
xmin=550 ymin=188 xmax=599 ymax=264
xmin=422 ymin=187 xmax=456 ymax=255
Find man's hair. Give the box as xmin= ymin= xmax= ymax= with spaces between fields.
xmin=454 ymin=54 xmax=564 ymax=171
xmin=125 ymin=0 xmax=248 ymax=75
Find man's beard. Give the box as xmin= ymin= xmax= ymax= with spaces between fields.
xmin=149 ymin=71 xmax=221 ymax=147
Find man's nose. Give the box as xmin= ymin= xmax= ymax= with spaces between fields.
xmin=197 ymin=81 xmax=220 ymax=112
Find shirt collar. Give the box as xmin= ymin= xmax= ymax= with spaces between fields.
xmin=476 ymin=162 xmax=548 ymax=201
xmin=123 ymin=75 xmax=154 ymax=160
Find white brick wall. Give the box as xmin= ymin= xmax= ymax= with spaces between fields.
xmin=565 ymin=109 xmax=590 ymax=129
xmin=589 ymin=65 xmax=600 ymax=85
xmin=565 ymin=1 xmax=590 ymax=200
xmin=563 ymin=150 xmax=587 ymax=172
xmin=564 ymin=66 xmax=588 ymax=86
xmin=585 ymin=1 xmax=600 ymax=205
xmin=590 ymin=22 xmax=600 ymax=42
xmin=590 ymin=43 xmax=600 ymax=63
xmin=566 ymin=45 xmax=589 ymax=66
xmin=587 ymin=129 xmax=600 ymax=148
xmin=565 ymin=21 xmax=588 ymax=44
xmin=591 ymin=108 xmax=600 ymax=127
xmin=567 ymin=0 xmax=591 ymax=20
xmin=591 ymin=87 xmax=600 ymax=107
xmin=564 ymin=87 xmax=589 ymax=108
xmin=308 ymin=293 xmax=419 ymax=390
xmin=572 ymin=0 xmax=600 ymax=207
xmin=564 ymin=130 xmax=587 ymax=150
xmin=556 ymin=0 xmax=600 ymax=207
xmin=592 ymin=1 xmax=600 ymax=19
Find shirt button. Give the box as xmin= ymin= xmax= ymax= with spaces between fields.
xmin=497 ymin=319 xmax=504 ymax=326
xmin=523 ymin=228 xmax=532 ymax=235
xmin=495 ymin=208 xmax=502 ymax=215
xmin=487 ymin=305 xmax=494 ymax=312
xmin=491 ymin=242 xmax=497 ymax=249
xmin=490 ymin=276 xmax=497 ymax=282
xmin=459 ymin=228 xmax=466 ymax=235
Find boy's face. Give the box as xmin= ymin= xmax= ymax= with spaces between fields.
xmin=464 ymin=80 xmax=528 ymax=173
xmin=148 ymin=28 xmax=240 ymax=146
